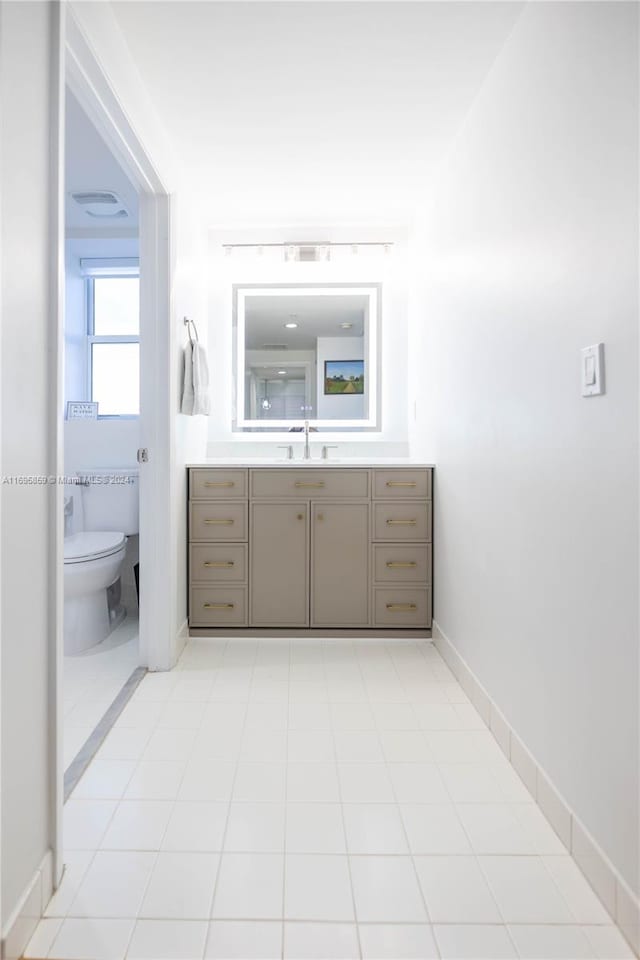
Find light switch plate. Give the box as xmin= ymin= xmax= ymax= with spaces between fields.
xmin=581 ymin=342 xmax=605 ymax=397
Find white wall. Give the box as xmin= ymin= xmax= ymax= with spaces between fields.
xmin=1 ymin=1 xmax=59 ymax=949
xmin=206 ymin=226 xmax=410 ymax=457
xmin=316 ymin=336 xmax=365 ymax=420
xmin=409 ymin=2 xmax=638 ymax=894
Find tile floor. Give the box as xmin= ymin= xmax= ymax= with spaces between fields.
xmin=64 ymin=614 xmax=139 ymax=770
xmin=28 ymin=637 xmax=634 ymax=959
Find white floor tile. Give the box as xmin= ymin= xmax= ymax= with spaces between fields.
xmin=334 ymin=730 xmax=385 ymax=763
xmin=179 ymin=759 xmax=236 ymax=802
xmin=97 ymin=727 xmax=153 ymax=762
xmin=359 ymin=923 xmax=439 ymax=959
xmin=512 ymin=804 xmax=567 ymax=854
xmin=64 ymin=799 xmax=118 ymax=850
xmin=388 ymin=763 xmax=449 ymax=803
xmin=479 ymin=856 xmax=573 ymax=923
xmin=581 ymin=925 xmax=636 ymax=959
xmin=371 ymin=703 xmax=420 ymax=730
xmin=438 ymin=764 xmax=505 ymax=802
xmin=45 ymin=851 xmax=95 ymax=917
xmin=456 ymin=802 xmax=534 ymax=854
xmin=244 ymin=702 xmax=288 ymax=731
xmin=162 ymin=802 xmax=228 ymax=852
xmin=284 ymin=922 xmax=360 ymax=959
xmin=413 ymin=704 xmax=462 ymax=729
xmin=343 ymin=803 xmax=408 ymax=854
xmin=285 ymin=854 xmax=354 ymax=921
xmin=350 ymin=855 xmax=427 ymax=922
xmin=212 ymin=853 xmax=284 ymax=919
xmin=508 ymin=924 xmax=595 ymax=958
xmin=426 ymin=731 xmax=484 ymax=763
xmin=127 ymin=919 xmax=208 ymax=959
xmin=401 ymin=804 xmax=472 ymax=854
xmin=73 ymin=760 xmax=137 ymax=800
xmin=232 ymin=762 xmax=286 ymax=802
xmin=239 ymin=727 xmax=287 ymax=763
xmin=157 ymin=700 xmax=207 ymax=730
xmin=205 ymin=920 xmax=282 ymax=959
xmin=338 ymin=763 xmax=395 ymax=802
xmin=287 ymin=762 xmax=341 ymax=802
xmin=288 ymin=729 xmax=335 ymax=762
xmin=125 ymin=762 xmax=186 ymax=801
xmin=434 ymin=923 xmax=517 ymax=959
xmin=140 ymin=851 xmax=219 ymax=919
xmin=69 ymin=851 xmax=156 ymax=918
xmin=23 ymin=918 xmax=63 ymax=958
xmin=414 ymin=856 xmax=502 ymax=923
xmin=379 ymin=731 xmax=432 ymax=762
xmin=101 ymin=801 xmax=173 ymax=851
xmin=285 ymin=803 xmax=346 ymax=854
xmin=288 ymin=702 xmax=332 ymax=731
xmin=142 ymin=728 xmax=197 ymax=762
xmin=542 ymin=855 xmax=613 ymax=923
xmin=48 ymin=918 xmax=135 ymax=960
xmin=225 ymin=802 xmax=285 ymax=852
xmin=330 ymin=703 xmax=375 ymax=730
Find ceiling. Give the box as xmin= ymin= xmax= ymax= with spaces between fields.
xmin=110 ymin=1 xmax=524 ymax=225
xmin=245 ymin=293 xmax=367 ymax=349
xmin=65 ymin=89 xmax=139 ymax=233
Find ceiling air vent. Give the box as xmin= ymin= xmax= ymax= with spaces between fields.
xmin=71 ymin=191 xmax=129 ymax=219
xmin=261 ymin=344 xmax=288 ymax=351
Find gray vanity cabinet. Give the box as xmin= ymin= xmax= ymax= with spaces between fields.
xmin=250 ymin=502 xmax=309 ymax=626
xmin=188 ymin=465 xmax=433 ymax=633
xmin=311 ymin=502 xmax=370 ymax=627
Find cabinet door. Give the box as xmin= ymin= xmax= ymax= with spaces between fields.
xmin=250 ymin=502 xmax=309 ymax=626
xmin=311 ymin=502 xmax=369 ymax=627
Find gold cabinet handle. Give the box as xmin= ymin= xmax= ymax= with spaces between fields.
xmin=386 ymin=481 xmax=417 ymax=487
xmin=204 ymin=561 xmax=234 ymax=568
xmin=204 ymin=480 xmax=235 ymax=487
xmin=386 ymin=603 xmax=417 ymax=611
xmin=386 ymin=561 xmax=417 ymax=568
xmin=204 ymin=518 xmax=234 ymax=525
xmin=203 ymin=602 xmax=235 ymax=609
xmin=386 ymin=519 xmax=417 ymax=525
xmin=294 ymin=481 xmax=325 ymax=488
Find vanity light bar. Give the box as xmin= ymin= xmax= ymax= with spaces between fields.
xmin=222 ymin=241 xmax=394 ymax=260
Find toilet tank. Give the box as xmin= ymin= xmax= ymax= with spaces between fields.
xmin=78 ymin=467 xmax=139 ymax=535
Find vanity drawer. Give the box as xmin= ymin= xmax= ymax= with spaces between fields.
xmin=190 ymin=501 xmax=248 ymax=542
xmin=251 ymin=469 xmax=369 ymax=500
xmin=190 ymin=586 xmax=247 ymax=626
xmin=374 ymin=587 xmax=431 ymax=627
xmin=190 ymin=544 xmax=247 ymax=583
xmin=373 ymin=469 xmax=431 ymax=500
xmin=373 ymin=544 xmax=431 ymax=584
xmin=373 ymin=502 xmax=432 ymax=542
xmin=190 ymin=469 xmax=248 ymax=499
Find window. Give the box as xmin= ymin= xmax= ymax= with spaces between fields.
xmin=86 ymin=271 xmax=140 ymax=417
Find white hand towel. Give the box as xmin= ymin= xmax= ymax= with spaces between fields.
xmin=192 ymin=342 xmax=211 ymax=415
xmin=181 ymin=342 xmax=195 ymax=414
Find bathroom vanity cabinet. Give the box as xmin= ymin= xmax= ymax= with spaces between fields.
xmin=188 ymin=465 xmax=433 ymax=634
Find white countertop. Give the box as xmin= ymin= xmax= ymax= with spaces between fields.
xmin=187 ymin=458 xmax=435 ymax=468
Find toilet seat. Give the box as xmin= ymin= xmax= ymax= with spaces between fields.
xmin=64 ymin=531 xmax=126 ymax=564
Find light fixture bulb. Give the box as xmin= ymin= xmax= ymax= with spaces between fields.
xmin=278 ymin=370 xmax=287 ymax=375
xmin=284 ymin=320 xmax=298 ymax=329
xmin=340 ymin=322 xmax=353 ymax=330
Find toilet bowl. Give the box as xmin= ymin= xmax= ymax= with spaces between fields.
xmin=64 ymin=532 xmax=127 ymax=655
xmin=63 ymin=466 xmax=139 ymax=656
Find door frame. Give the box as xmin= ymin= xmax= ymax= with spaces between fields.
xmin=55 ymin=5 xmax=173 ymax=880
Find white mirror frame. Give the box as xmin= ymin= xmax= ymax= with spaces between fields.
xmin=234 ymin=283 xmax=380 ymax=430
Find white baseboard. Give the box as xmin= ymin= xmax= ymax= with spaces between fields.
xmin=432 ymin=619 xmax=640 ymax=958
xmin=1 ymin=850 xmax=53 ymax=960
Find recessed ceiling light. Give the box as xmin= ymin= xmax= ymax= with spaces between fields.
xmin=278 ymin=370 xmax=287 ymax=375
xmin=339 ymin=322 xmax=353 ymax=329
xmin=284 ymin=321 xmax=298 ymax=329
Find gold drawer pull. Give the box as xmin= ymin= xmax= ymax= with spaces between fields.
xmin=386 ymin=519 xmax=417 ymax=525
xmin=294 ymin=481 xmax=325 ymax=488
xmin=386 ymin=561 xmax=417 ymax=568
xmin=204 ymin=561 xmax=235 ymax=568
xmin=386 ymin=481 xmax=417 ymax=487
xmin=204 ymin=480 xmax=235 ymax=487
xmin=203 ymin=602 xmax=235 ymax=609
xmin=204 ymin=518 xmax=234 ymax=525
xmin=386 ymin=603 xmax=418 ymax=611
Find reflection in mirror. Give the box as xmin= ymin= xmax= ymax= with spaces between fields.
xmin=235 ymin=285 xmax=379 ymax=430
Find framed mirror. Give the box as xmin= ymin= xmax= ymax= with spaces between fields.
xmin=233 ymin=283 xmax=380 ymax=430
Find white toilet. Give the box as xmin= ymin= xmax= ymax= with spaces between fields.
xmin=64 ymin=467 xmax=139 ymax=656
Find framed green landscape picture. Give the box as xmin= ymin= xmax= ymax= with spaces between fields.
xmin=324 ymin=359 xmax=365 ymax=395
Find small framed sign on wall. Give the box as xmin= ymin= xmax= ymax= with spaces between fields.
xmin=66 ymin=401 xmax=98 ymax=420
